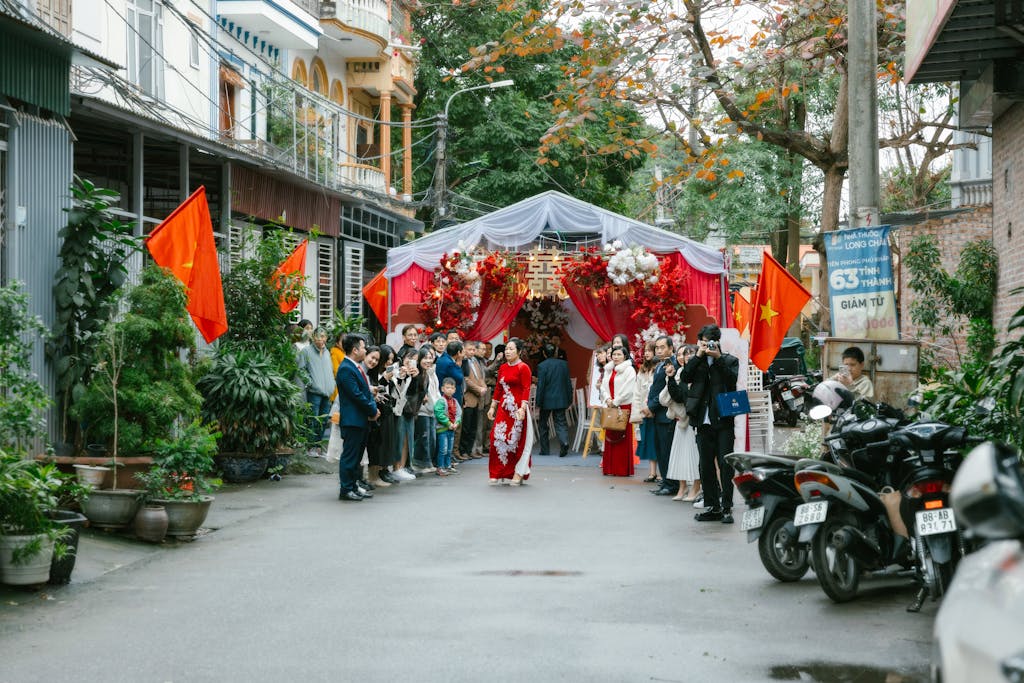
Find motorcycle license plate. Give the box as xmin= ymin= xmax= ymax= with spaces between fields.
xmin=915 ymin=508 xmax=958 ymax=536
xmin=794 ymin=501 xmax=828 ymax=526
xmin=741 ymin=507 xmax=765 ymax=531
xmin=782 ymin=389 xmax=794 ymax=400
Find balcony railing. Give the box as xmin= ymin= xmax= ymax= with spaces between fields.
xmin=951 ymin=178 xmax=993 ymax=207
xmin=339 ymin=163 xmax=386 ymax=194
xmin=320 ymin=0 xmax=389 ymax=42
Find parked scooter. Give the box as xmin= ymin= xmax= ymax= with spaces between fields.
xmin=726 ymin=374 xmax=835 ymax=582
xmin=727 ymin=451 xmax=810 ymax=582
xmin=767 ymin=373 xmax=812 ymax=427
xmin=795 ymin=389 xmax=973 ymax=608
xmin=931 ymin=441 xmax=1024 ymax=683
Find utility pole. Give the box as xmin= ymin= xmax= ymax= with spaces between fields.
xmin=432 ymin=80 xmax=515 ymax=228
xmin=847 ymin=0 xmax=880 ymax=228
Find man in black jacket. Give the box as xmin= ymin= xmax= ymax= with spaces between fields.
xmin=681 ymin=324 xmax=739 ymax=523
xmin=647 ymin=335 xmax=678 ymax=496
xmin=536 ymin=343 xmax=573 ymax=456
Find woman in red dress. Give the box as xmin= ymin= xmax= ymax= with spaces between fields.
xmin=486 ymin=338 xmax=534 ymax=486
xmin=600 ymin=346 xmax=636 ymax=477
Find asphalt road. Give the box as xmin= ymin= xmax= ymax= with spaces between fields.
xmin=0 ymin=454 xmax=933 ymax=683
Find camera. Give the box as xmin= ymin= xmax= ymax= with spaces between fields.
xmin=706 ymin=340 xmax=719 ymax=351
xmin=387 ymin=363 xmax=400 ymax=375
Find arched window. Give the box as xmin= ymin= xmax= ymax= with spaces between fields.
xmin=291 ymin=58 xmax=308 ymax=86
xmin=310 ymin=58 xmax=328 ymax=96
xmin=330 ymin=79 xmax=344 ymax=105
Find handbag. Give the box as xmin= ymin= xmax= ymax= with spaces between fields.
xmin=601 ymin=406 xmax=629 ymax=431
xmin=715 ymin=390 xmax=751 ymax=418
xmin=325 ymin=423 xmax=343 ymax=463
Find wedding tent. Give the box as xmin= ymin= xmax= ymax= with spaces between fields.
xmin=385 ymin=191 xmax=730 ymax=344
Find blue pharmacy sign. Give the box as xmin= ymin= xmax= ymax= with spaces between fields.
xmin=824 ymin=225 xmax=898 ymax=339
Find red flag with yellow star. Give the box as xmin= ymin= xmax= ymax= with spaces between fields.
xmin=145 ymin=186 xmax=227 ymax=343
xmin=362 ymin=269 xmax=388 ymax=324
xmin=732 ymin=291 xmax=753 ymax=337
xmin=749 ymin=253 xmax=810 ymax=372
xmin=272 ymin=239 xmax=308 ymax=313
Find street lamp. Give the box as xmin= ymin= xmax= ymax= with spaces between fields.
xmin=434 ymin=79 xmax=515 ymax=224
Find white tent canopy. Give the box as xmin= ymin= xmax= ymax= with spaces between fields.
xmin=385 ymin=191 xmax=727 ymax=277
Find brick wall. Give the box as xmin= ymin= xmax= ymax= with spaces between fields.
xmin=896 ymin=206 xmax=993 ymax=366
xmin=992 ymin=102 xmax=1024 ymax=340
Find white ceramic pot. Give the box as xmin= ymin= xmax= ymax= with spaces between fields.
xmin=74 ymin=464 xmax=110 ymax=488
xmin=0 ymin=534 xmax=56 ymax=586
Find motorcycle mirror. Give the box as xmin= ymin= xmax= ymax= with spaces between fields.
xmin=808 ymin=404 xmax=832 ymax=421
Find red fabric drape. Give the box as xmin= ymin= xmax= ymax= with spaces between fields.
xmin=465 ymin=278 xmax=529 ymax=341
xmin=563 ymin=280 xmax=641 ymax=343
xmin=660 ymin=252 xmax=725 ymax=325
xmin=390 ymin=263 xmax=434 ymax=316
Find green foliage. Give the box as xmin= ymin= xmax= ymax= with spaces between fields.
xmin=220 ymin=227 xmax=307 ymax=377
xmin=73 ymin=267 xmax=202 ymax=456
xmin=196 ymin=348 xmax=304 ymax=455
xmin=881 ymin=164 xmax=951 ymax=213
xmin=0 ymin=452 xmax=72 ymax=563
xmin=666 ymin=140 xmax=803 ymax=244
xmin=0 ymin=282 xmax=51 ymax=453
xmin=50 ymin=177 xmax=140 ymax=446
xmin=410 ymin=0 xmax=646 ymax=225
xmin=135 ymin=420 xmax=221 ymax=501
xmin=325 ymin=310 xmax=368 ymax=341
xmin=918 ymin=289 xmax=1024 ymax=452
xmin=904 ymin=234 xmax=997 ymax=371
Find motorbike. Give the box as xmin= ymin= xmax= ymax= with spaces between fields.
xmin=727 ymin=451 xmax=810 ymax=582
xmin=931 ymin=441 xmax=1024 ymax=683
xmin=767 ymin=373 xmax=814 ymax=427
xmin=795 ymin=395 xmax=974 ymax=609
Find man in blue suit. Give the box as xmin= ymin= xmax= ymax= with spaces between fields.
xmin=335 ymin=334 xmax=380 ymax=501
xmin=536 ymin=343 xmax=573 ymax=456
xmin=647 ymin=335 xmax=678 ymax=496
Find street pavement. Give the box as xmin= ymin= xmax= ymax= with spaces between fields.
xmin=0 ymin=446 xmax=933 ymax=683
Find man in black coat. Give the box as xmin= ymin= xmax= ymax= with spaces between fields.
xmin=647 ymin=335 xmax=678 ymax=496
xmin=536 ymin=343 xmax=573 ymax=456
xmin=681 ymin=324 xmax=740 ymax=523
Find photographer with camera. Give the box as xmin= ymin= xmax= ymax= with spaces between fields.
xmin=680 ymin=324 xmax=740 ymax=524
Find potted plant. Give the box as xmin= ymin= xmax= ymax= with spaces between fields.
xmin=0 ymin=451 xmax=71 ymax=586
xmin=46 ymin=469 xmax=89 ymax=584
xmin=77 ymin=318 xmax=141 ymax=528
xmin=196 ymin=349 xmax=304 ymax=482
xmin=135 ymin=421 xmax=220 ymax=539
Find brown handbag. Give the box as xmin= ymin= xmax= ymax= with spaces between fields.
xmin=601 ymin=406 xmax=629 ymax=431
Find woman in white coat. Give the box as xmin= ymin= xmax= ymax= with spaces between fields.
xmin=664 ymin=345 xmax=701 ymax=500
xmin=600 ymin=346 xmax=637 ymax=477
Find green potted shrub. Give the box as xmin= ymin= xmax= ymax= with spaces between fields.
xmin=196 ymin=348 xmax=304 ymax=482
xmin=43 ymin=465 xmax=89 ymax=584
xmin=0 ymin=451 xmax=71 ymax=586
xmin=135 ymin=421 xmax=221 ymax=539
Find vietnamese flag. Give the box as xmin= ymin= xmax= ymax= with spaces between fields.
xmin=732 ymin=290 xmax=753 ymax=336
xmin=749 ymin=253 xmax=811 ymax=372
xmin=145 ymin=187 xmax=228 ymax=343
xmin=272 ymin=239 xmax=308 ymax=313
xmin=362 ymin=269 xmax=388 ymax=324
